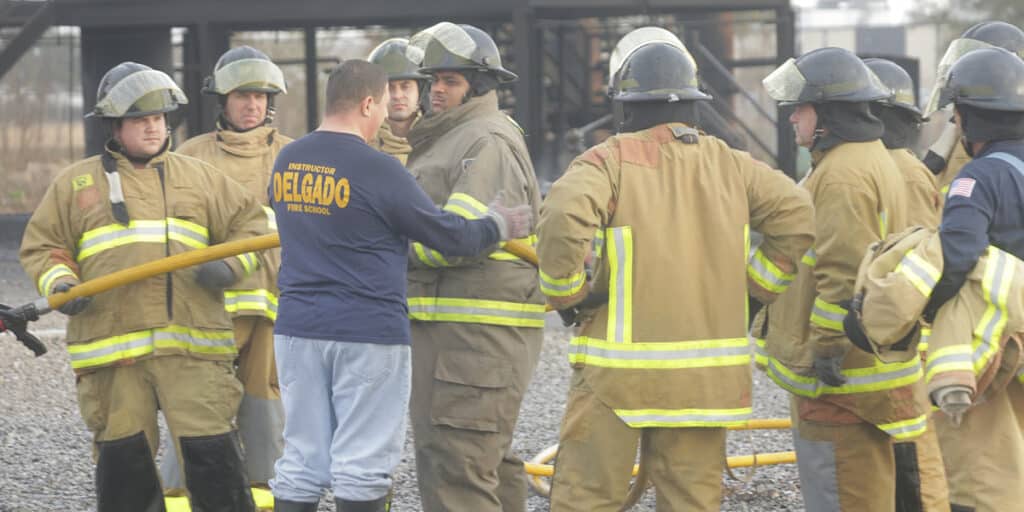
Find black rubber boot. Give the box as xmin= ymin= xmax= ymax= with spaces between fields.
xmin=95 ymin=431 xmax=166 ymax=512
xmin=335 ymin=495 xmax=390 ymax=512
xmin=180 ymin=431 xmax=255 ymax=512
xmin=273 ymin=498 xmax=319 ymax=511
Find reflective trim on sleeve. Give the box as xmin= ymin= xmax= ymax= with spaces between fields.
xmin=972 ymin=248 xmax=1013 ymax=374
xmin=614 ymin=406 xmax=753 ymax=428
xmin=443 ymin=192 xmax=488 ymax=220
xmin=924 ymin=345 xmax=974 ymax=384
xmin=166 ymin=218 xmax=210 ymax=249
xmin=606 ymin=226 xmax=634 ymax=343
xmin=407 ymin=297 xmax=546 ymax=328
xmin=224 ymin=289 xmax=279 ymax=321
xmin=810 ymin=298 xmax=847 ymax=331
xmin=539 ymin=269 xmax=587 ymax=298
xmin=878 ymin=210 xmax=889 ymax=238
xmin=748 ymin=247 xmax=796 ymax=294
xmin=760 ymin=347 xmax=922 ymax=397
xmin=38 ymin=264 xmax=78 ymax=296
xmin=412 ymin=242 xmax=450 ymax=267
xmin=802 ymin=248 xmax=817 ymax=267
xmin=67 ymin=325 xmax=235 ymax=370
xmin=262 ymin=206 xmax=278 ymax=231
xmin=568 ymin=336 xmax=750 ymax=369
xmin=236 ymin=252 xmax=259 ymax=275
xmin=896 ymin=251 xmax=941 ymax=297
xmin=877 ymin=414 xmax=928 ymax=440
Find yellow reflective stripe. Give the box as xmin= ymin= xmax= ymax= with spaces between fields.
xmin=972 ymin=248 xmax=1013 ymax=374
xmin=606 ymin=226 xmax=634 ymax=343
xmin=757 ymin=338 xmax=922 ymax=396
xmin=568 ymin=336 xmax=750 ymax=369
xmin=896 ymin=251 xmax=941 ymax=297
xmin=38 ymin=264 xmax=77 ymax=296
xmin=262 ymin=206 xmax=278 ymax=231
xmin=539 ymin=268 xmax=586 ymax=298
xmin=489 ymin=234 xmax=537 ymax=262
xmin=801 ymin=248 xmax=817 ymax=267
xmin=413 ymin=242 xmax=450 ymax=267
xmin=748 ymin=247 xmax=796 ymax=294
xmin=745 ymin=226 xmax=751 ymax=322
xmin=66 ymin=325 xmax=236 ymax=370
xmin=879 ymin=210 xmax=889 ymax=238
xmin=166 ymin=218 xmax=210 ymax=249
xmin=236 ymin=252 xmax=259 ymax=275
xmin=925 ymin=345 xmax=974 ymax=384
xmin=77 ymin=220 xmax=167 ymax=260
xmin=810 ymin=297 xmax=847 ymax=331
xmin=443 ymin=192 xmax=488 ymax=220
xmin=614 ymin=407 xmax=753 ymax=428
xmin=1017 ymin=365 xmax=1024 ymax=384
xmin=224 ymin=289 xmax=279 ymax=321
xmin=878 ymin=414 xmax=928 ymax=440
xmin=407 ymin=297 xmax=545 ymax=327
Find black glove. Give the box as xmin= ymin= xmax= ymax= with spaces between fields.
xmin=0 ymin=303 xmax=46 ymax=356
xmin=556 ymin=292 xmax=610 ymax=328
xmin=843 ymin=309 xmax=873 ymax=354
xmin=195 ymin=261 xmax=237 ymax=292
xmin=813 ymin=354 xmax=847 ymax=387
xmin=52 ymin=282 xmax=92 ymax=316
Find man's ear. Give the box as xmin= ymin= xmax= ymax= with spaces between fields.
xmin=362 ymin=96 xmax=374 ymax=117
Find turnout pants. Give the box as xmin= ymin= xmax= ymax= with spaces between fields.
xmin=549 ymin=370 xmax=727 ymax=512
xmin=160 ymin=316 xmax=283 ymax=491
xmin=935 ymin=380 xmax=1024 ymax=512
xmin=793 ymin=414 xmax=949 ymax=512
xmin=409 ymin=320 xmax=542 ymax=512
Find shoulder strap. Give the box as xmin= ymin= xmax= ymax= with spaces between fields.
xmin=984 ymin=151 xmax=1024 ymax=178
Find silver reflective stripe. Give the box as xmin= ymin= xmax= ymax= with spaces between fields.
xmin=763 ymin=356 xmax=921 ymax=395
xmin=901 ymin=255 xmax=938 ymax=290
xmin=571 ymin=344 xmax=749 ymax=361
xmin=154 ymin=330 xmax=234 ymax=348
xmin=445 ymin=197 xmax=487 ymax=219
xmin=975 ymin=250 xmax=1008 ymax=362
xmin=749 ymin=254 xmax=792 ymax=288
xmin=225 ymin=293 xmax=279 ymax=313
xmin=167 ymin=223 xmax=209 ymax=246
xmin=69 ymin=336 xmax=153 ymax=363
xmin=541 ymin=272 xmax=586 ymax=293
xmin=609 ymin=228 xmax=628 ymax=343
xmin=925 ymin=351 xmax=973 ymax=375
xmin=78 ymin=225 xmax=166 ymax=252
xmin=407 ymin=304 xmax=542 ymax=320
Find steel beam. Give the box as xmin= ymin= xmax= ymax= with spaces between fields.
xmin=0 ymin=0 xmax=54 ymax=80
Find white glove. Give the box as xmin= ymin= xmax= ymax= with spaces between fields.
xmin=927 ymin=121 xmax=960 ymax=162
xmin=932 ymin=385 xmax=972 ymax=427
xmin=485 ymin=193 xmax=533 ymax=241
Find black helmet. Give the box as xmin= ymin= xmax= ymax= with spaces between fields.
xmin=203 ymin=46 xmax=287 ymax=96
xmin=412 ymin=22 xmax=517 ymax=83
xmin=764 ymin=47 xmax=889 ymax=105
xmin=87 ymin=61 xmax=188 ymax=119
xmin=961 ymin=21 xmax=1024 ymax=57
xmin=368 ymin=38 xmax=429 ymax=81
xmin=938 ymin=47 xmax=1024 ymax=113
xmin=863 ymin=58 xmax=922 ymax=117
xmin=610 ymin=42 xmax=712 ymax=103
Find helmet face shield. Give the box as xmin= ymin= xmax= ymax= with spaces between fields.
xmin=368 ymin=38 xmax=428 ymax=80
xmin=209 ymin=58 xmax=287 ymax=95
xmin=608 ymin=27 xmax=688 ymax=89
xmin=411 ymin=22 xmax=517 ymax=82
xmin=923 ymin=38 xmax=996 ymax=117
xmin=89 ymin=69 xmax=188 ymax=118
xmin=763 ymin=58 xmax=807 ymax=105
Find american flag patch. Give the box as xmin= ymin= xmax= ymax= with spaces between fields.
xmin=949 ymin=178 xmax=976 ymax=198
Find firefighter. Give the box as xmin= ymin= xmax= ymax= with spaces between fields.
xmin=758 ymin=47 xmax=948 ymax=511
xmin=539 ymin=33 xmax=815 ymax=511
xmin=864 ymin=58 xmax=940 ymax=228
xmin=155 ymin=46 xmax=291 ymax=501
xmin=366 ymin=37 xmax=428 ymax=164
xmin=921 ymin=21 xmax=1024 ymax=203
xmin=920 ymin=46 xmax=1024 ymax=512
xmin=19 ymin=62 xmax=271 ymax=511
xmin=402 ymin=22 xmax=544 ymax=512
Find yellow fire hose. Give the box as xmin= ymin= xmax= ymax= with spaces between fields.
xmin=526 ymin=419 xmax=797 ymax=497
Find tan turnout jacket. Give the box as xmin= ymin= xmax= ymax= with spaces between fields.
xmin=889 ymin=148 xmax=940 ymax=228
xmin=537 ymin=122 xmax=814 ymax=427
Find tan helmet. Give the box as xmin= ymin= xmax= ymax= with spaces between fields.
xmin=86 ymin=61 xmax=187 ymax=119
xmin=202 ymin=46 xmax=287 ymax=96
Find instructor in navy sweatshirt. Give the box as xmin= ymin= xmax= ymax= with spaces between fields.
xmin=267 ymin=59 xmax=533 ymax=512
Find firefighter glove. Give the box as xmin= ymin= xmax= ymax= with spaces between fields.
xmin=932 ymin=385 xmax=972 ymax=427
xmin=486 ymin=193 xmax=533 ymax=241
xmin=813 ymin=354 xmax=847 ymax=387
xmin=922 ymin=119 xmax=959 ymax=174
xmin=195 ymin=260 xmax=237 ymax=291
xmin=52 ymin=282 xmax=92 ymax=316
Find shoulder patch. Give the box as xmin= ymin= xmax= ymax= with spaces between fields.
xmin=71 ymin=174 xmax=94 ymax=191
xmin=948 ymin=178 xmax=976 ymax=199
xmin=581 ymin=145 xmax=612 ymax=167
xmin=619 ymin=138 xmax=661 ymax=167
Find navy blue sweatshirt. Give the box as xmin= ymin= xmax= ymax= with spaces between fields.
xmin=926 ymin=139 xmax=1024 ymax=315
xmin=269 ymin=131 xmax=500 ymax=344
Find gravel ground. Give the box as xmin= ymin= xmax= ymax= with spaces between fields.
xmin=0 ymin=239 xmax=804 ymax=511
